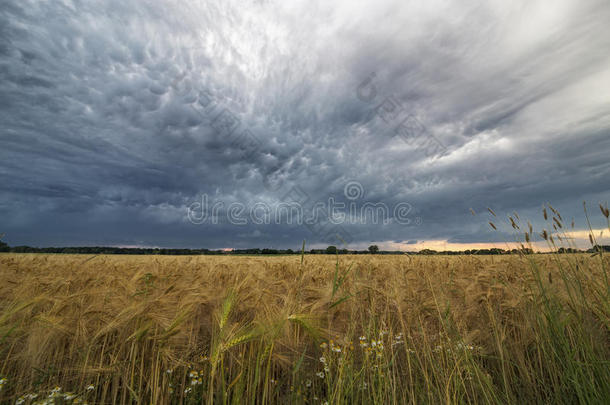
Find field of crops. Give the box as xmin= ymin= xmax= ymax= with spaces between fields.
xmin=0 ymin=252 xmax=609 ymax=404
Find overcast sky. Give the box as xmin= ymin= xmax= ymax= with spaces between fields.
xmin=1 ymin=0 xmax=609 ymax=250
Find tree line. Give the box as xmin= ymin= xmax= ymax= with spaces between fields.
xmin=2 ymin=239 xmax=608 ymax=255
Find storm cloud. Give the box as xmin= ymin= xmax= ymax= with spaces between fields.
xmin=1 ymin=0 xmax=609 ymax=249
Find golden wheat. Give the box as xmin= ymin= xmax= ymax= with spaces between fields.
xmin=0 ymin=252 xmax=608 ymax=404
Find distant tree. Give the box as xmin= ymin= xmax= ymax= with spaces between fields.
xmin=326 ymin=245 xmax=338 ymax=254
xmin=286 ymin=249 xmax=294 ymax=254
xmin=368 ymin=245 xmax=379 ymax=254
xmin=0 ymin=239 xmax=8 ymax=252
xmin=587 ymin=245 xmax=610 ymax=253
xmin=12 ymin=246 xmax=34 ymax=253
xmin=557 ymin=247 xmax=582 ymax=254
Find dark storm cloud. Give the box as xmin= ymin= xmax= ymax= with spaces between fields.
xmin=1 ymin=0 xmax=609 ymax=249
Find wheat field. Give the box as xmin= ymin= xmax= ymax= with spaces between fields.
xmin=0 ymin=250 xmax=608 ymax=404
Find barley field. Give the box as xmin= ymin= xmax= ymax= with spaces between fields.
xmin=0 ymin=251 xmax=608 ymax=405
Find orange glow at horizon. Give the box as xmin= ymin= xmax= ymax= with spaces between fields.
xmin=384 ymin=228 xmax=609 ymax=252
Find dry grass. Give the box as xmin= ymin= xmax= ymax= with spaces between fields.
xmin=0 ymin=250 xmax=608 ymax=404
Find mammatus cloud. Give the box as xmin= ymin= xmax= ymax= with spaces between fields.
xmin=1 ymin=0 xmax=609 ymax=249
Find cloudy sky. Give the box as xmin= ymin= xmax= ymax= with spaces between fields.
xmin=1 ymin=0 xmax=609 ymax=250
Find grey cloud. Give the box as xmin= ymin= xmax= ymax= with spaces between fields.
xmin=1 ymin=0 xmax=609 ymax=249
